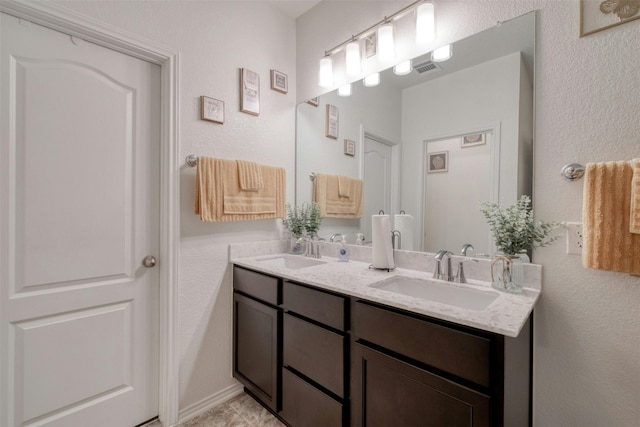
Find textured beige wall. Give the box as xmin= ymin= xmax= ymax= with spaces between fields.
xmin=298 ymin=1 xmax=640 ymax=425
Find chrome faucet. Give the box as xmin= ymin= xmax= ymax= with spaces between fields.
xmin=296 ymin=236 xmax=312 ymax=257
xmin=433 ymin=250 xmax=453 ymax=281
xmin=330 ymin=233 xmax=345 ymax=243
xmin=460 ymin=243 xmax=474 ymax=257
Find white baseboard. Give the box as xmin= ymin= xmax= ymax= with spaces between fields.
xmin=176 ymin=383 xmax=244 ymax=425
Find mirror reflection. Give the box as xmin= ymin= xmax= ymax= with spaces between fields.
xmin=296 ymin=11 xmax=535 ymax=255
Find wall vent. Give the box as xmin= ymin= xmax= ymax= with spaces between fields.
xmin=413 ymin=60 xmax=441 ymax=74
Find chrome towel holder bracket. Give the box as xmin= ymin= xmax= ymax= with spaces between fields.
xmin=561 ymin=163 xmax=585 ymax=181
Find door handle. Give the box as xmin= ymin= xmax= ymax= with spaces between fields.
xmin=142 ymin=255 xmax=157 ymax=268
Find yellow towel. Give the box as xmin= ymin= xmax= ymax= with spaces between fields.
xmin=313 ymin=173 xmax=363 ymax=218
xmin=582 ymin=160 xmax=640 ymax=275
xmin=631 ymin=158 xmax=640 ymax=234
xmin=337 ymin=175 xmax=351 ymax=198
xmin=236 ymin=160 xmax=263 ymax=191
xmin=194 ymin=157 xmax=285 ymax=222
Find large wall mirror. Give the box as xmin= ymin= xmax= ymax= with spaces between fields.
xmin=296 ymin=11 xmax=535 ymax=256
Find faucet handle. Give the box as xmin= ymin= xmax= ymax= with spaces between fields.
xmin=454 ymin=258 xmax=479 ymax=283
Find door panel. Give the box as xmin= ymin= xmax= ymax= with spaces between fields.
xmin=363 ymin=137 xmax=392 ymax=243
xmin=1 ymin=13 xmax=160 ymax=427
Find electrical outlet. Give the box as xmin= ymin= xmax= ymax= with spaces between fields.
xmin=566 ymin=222 xmax=583 ymax=255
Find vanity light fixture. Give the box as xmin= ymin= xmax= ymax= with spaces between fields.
xmin=338 ymin=83 xmax=352 ymax=96
xmin=415 ymin=2 xmax=435 ymax=43
xmin=318 ymin=55 xmax=333 ymax=88
xmin=317 ymin=0 xmax=434 ymax=88
xmin=393 ymin=60 xmax=412 ymax=75
xmin=363 ymin=72 xmax=380 ymax=87
xmin=345 ymin=39 xmax=362 ymax=76
xmin=377 ymin=22 xmax=395 ymax=61
xmin=431 ymin=44 xmax=452 ymax=62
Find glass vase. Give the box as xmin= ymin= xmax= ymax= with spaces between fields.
xmin=491 ymin=255 xmax=524 ymax=294
xmin=290 ymin=234 xmax=305 ymax=254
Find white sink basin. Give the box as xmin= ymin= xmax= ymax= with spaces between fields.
xmin=370 ymin=276 xmax=499 ymax=311
xmin=257 ymin=255 xmax=327 ymax=270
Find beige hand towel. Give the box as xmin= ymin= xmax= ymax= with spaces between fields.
xmin=313 ymin=173 xmax=363 ymax=218
xmin=337 ymin=175 xmax=351 ymax=198
xmin=631 ymin=158 xmax=640 ymax=234
xmin=236 ymin=160 xmax=263 ymax=191
xmin=195 ymin=156 xmax=285 ymax=222
xmin=582 ymin=160 xmax=640 ymax=275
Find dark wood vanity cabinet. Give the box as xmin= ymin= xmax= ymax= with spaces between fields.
xmin=351 ymin=300 xmax=531 ymax=427
xmin=281 ymin=280 xmax=349 ymax=426
xmin=233 ymin=266 xmax=531 ymax=427
xmin=233 ymin=266 xmax=282 ymax=412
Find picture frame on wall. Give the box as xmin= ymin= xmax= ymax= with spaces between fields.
xmin=270 ymin=70 xmax=288 ymax=94
xmin=325 ymin=104 xmax=339 ymax=139
xmin=461 ymin=133 xmax=485 ymax=147
xmin=344 ymin=139 xmax=356 ymax=156
xmin=240 ymin=68 xmax=260 ymax=116
xmin=580 ymin=0 xmax=640 ymax=36
xmin=427 ymin=151 xmax=448 ymax=173
xmin=305 ymin=97 xmax=319 ymax=107
xmin=200 ymin=96 xmax=224 ymax=124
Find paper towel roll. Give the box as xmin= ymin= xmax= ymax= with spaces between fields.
xmin=394 ymin=214 xmax=414 ymax=251
xmin=372 ymin=215 xmax=395 ymax=269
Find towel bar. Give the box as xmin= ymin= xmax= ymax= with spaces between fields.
xmin=561 ymin=163 xmax=585 ymax=181
xmin=186 ymin=155 xmax=199 ymax=167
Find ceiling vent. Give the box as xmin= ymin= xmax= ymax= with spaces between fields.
xmin=413 ymin=60 xmax=441 ymax=74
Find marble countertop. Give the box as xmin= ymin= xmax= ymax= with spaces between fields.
xmin=230 ymin=242 xmax=539 ymax=338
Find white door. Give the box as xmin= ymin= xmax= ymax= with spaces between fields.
xmin=0 ymin=13 xmax=160 ymax=427
xmin=363 ymin=135 xmax=394 ymax=243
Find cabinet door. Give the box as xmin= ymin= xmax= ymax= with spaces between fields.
xmin=233 ymin=292 xmax=280 ymax=411
xmin=351 ymin=343 xmax=491 ymax=427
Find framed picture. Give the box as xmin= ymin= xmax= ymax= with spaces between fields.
xmin=270 ymin=69 xmax=288 ymax=94
xmin=305 ymin=97 xmax=319 ymax=107
xmin=344 ymin=139 xmax=356 ymax=156
xmin=461 ymin=133 xmax=485 ymax=147
xmin=427 ymin=151 xmax=448 ymax=173
xmin=200 ymin=96 xmax=224 ymax=124
xmin=325 ymin=104 xmax=339 ymax=139
xmin=580 ymin=0 xmax=640 ymax=36
xmin=240 ymin=68 xmax=260 ymax=116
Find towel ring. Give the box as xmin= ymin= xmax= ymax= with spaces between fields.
xmin=561 ymin=163 xmax=585 ymax=181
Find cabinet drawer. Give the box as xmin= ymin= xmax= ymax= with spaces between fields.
xmin=283 ymin=281 xmax=346 ymax=331
xmin=281 ymin=368 xmax=343 ymax=427
xmin=283 ymin=313 xmax=344 ymax=397
xmin=233 ymin=266 xmax=280 ymax=306
xmin=353 ymin=301 xmax=493 ymax=387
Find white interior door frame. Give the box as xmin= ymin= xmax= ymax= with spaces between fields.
xmin=359 ymin=126 xmax=401 ymax=215
xmin=0 ymin=1 xmax=181 ymax=425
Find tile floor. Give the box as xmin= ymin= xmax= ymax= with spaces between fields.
xmin=144 ymin=393 xmax=285 ymax=427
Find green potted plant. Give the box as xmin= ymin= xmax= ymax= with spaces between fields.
xmin=479 ymin=195 xmax=562 ymax=292
xmin=305 ymin=202 xmax=322 ymax=237
xmin=286 ymin=202 xmax=322 ymax=254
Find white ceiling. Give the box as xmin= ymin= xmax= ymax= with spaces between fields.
xmin=269 ymin=0 xmax=322 ymax=18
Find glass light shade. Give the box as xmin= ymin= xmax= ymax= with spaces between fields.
xmin=338 ymin=84 xmax=352 ymax=96
xmin=377 ymin=23 xmax=395 ymax=61
xmin=416 ymin=3 xmax=435 ymax=43
xmin=318 ymin=56 xmax=333 ymax=88
xmin=345 ymin=41 xmax=362 ymax=76
xmin=393 ymin=60 xmax=412 ymax=75
xmin=363 ymin=73 xmax=380 ymax=87
xmin=432 ymin=44 xmax=452 ymax=62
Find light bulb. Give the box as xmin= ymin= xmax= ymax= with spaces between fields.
xmin=432 ymin=44 xmax=452 ymax=62
xmin=318 ymin=56 xmax=333 ymax=88
xmin=393 ymin=60 xmax=412 ymax=75
xmin=377 ymin=23 xmax=395 ymax=61
xmin=338 ymin=83 xmax=352 ymax=97
xmin=345 ymin=41 xmax=361 ymax=76
xmin=416 ymin=3 xmax=435 ymax=43
xmin=363 ymin=73 xmax=380 ymax=87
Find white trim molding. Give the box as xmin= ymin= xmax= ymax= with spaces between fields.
xmin=177 ymin=383 xmax=244 ymax=425
xmin=0 ymin=1 xmax=181 ymax=425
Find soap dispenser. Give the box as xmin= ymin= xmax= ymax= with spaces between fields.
xmin=338 ymin=236 xmax=350 ymax=262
